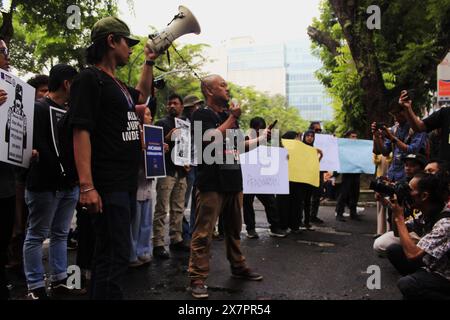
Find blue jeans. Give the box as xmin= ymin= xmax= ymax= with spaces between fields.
xmin=23 ymin=187 xmax=79 ymax=290
xmin=90 ymin=191 xmax=136 ymax=300
xmin=130 ymin=199 xmax=153 ymax=262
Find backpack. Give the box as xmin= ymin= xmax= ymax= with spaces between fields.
xmin=57 ymin=67 xmax=103 ymax=185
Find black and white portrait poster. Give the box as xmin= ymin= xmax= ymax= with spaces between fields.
xmin=0 ymin=70 xmax=35 ymax=168
xmin=174 ymin=117 xmax=191 ymax=166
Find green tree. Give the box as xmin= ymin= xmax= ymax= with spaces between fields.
xmin=308 ymin=0 xmax=450 ymax=137
xmin=115 ymin=40 xmax=211 ymax=120
xmin=0 ymin=0 xmax=134 ymax=74
xmin=228 ymin=84 xmax=309 ymax=133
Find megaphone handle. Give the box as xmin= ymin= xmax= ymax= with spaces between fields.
xmin=167 ymin=12 xmax=185 ymax=26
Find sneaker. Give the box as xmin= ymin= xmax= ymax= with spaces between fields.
xmin=231 ymin=268 xmax=263 ymax=281
xmin=212 ymin=232 xmax=224 ymax=241
xmin=357 ymin=207 xmax=365 ymax=214
xmin=304 ymin=224 xmax=315 ymax=231
xmin=190 ymin=279 xmax=208 ymax=299
xmin=138 ymin=255 xmax=152 ymax=264
xmin=169 ymin=241 xmax=191 ymax=252
xmin=246 ymin=229 xmax=259 ymax=239
xmin=67 ymin=238 xmax=78 ymax=251
xmin=50 ymin=280 xmax=87 ymax=298
xmin=310 ymin=217 xmax=324 ymax=224
xmin=153 ymin=246 xmax=170 ymax=259
xmin=269 ymin=228 xmax=287 ymax=238
xmin=129 ymin=260 xmax=145 ymax=268
xmin=335 ymin=211 xmax=350 ymax=217
xmin=26 ymin=287 xmax=49 ymax=300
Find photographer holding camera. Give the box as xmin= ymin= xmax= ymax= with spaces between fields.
xmin=373 ymin=154 xmax=427 ymax=253
xmin=385 ymin=173 xmax=450 ymax=299
xmin=372 ymin=101 xmax=428 ymax=183
xmin=398 ymin=90 xmax=450 ymax=162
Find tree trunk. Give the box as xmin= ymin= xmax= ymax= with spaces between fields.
xmin=329 ymin=0 xmax=390 ymax=137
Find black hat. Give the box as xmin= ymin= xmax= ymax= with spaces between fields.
xmin=402 ymin=154 xmax=427 ymax=168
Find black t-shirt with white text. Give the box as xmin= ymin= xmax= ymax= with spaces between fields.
xmin=423 ymin=107 xmax=450 ymax=162
xmin=69 ymin=68 xmax=141 ymax=193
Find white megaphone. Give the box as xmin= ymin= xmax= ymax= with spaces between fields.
xmin=147 ymin=5 xmax=201 ymax=54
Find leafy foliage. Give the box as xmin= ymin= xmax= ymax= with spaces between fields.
xmin=310 ymin=0 xmax=450 ymax=137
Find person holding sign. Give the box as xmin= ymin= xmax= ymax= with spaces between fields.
xmin=335 ymin=131 xmax=362 ymax=222
xmin=23 ymin=64 xmax=80 ymax=300
xmin=129 ymin=105 xmax=155 ymax=267
xmin=69 ymin=17 xmax=159 ymax=300
xmin=243 ymin=117 xmax=287 ymax=239
xmin=153 ymin=94 xmax=190 ymax=259
xmin=0 ymin=36 xmax=15 ymax=300
xmin=298 ymin=130 xmax=323 ymax=230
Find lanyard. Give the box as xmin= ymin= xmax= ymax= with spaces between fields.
xmin=95 ymin=66 xmax=135 ymax=110
xmin=112 ymin=77 xmax=135 ymax=110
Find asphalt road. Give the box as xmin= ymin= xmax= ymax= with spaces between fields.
xmin=8 ymin=203 xmax=403 ymax=300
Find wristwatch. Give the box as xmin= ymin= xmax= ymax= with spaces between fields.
xmin=145 ymin=59 xmax=155 ymax=66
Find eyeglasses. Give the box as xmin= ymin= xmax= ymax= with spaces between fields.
xmin=0 ymin=47 xmax=9 ymax=57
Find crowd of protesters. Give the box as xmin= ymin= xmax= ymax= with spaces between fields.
xmin=0 ymin=16 xmax=449 ymax=301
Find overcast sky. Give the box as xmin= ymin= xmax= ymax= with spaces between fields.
xmin=118 ymin=0 xmax=322 ymax=46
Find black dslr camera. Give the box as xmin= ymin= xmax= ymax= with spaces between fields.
xmin=369 ymin=178 xmax=413 ymax=207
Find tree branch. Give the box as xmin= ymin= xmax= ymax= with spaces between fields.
xmin=307 ymin=26 xmax=340 ymax=56
xmin=0 ymin=0 xmax=18 ymax=44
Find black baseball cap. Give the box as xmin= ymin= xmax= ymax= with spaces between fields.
xmin=402 ymin=154 xmax=427 ymax=168
xmin=91 ymin=17 xmax=140 ymax=47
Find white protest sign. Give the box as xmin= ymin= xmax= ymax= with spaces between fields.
xmin=240 ymin=146 xmax=289 ymax=195
xmin=174 ymin=117 xmax=191 ymax=166
xmin=314 ymin=134 xmax=340 ymax=172
xmin=0 ymin=70 xmax=35 ymax=168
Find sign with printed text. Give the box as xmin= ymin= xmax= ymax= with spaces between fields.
xmin=144 ymin=125 xmax=166 ymax=178
xmin=240 ymin=146 xmax=289 ymax=195
xmin=0 ymin=70 xmax=35 ymax=168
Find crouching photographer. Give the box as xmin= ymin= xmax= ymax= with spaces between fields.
xmin=385 ymin=173 xmax=450 ymax=299
xmin=372 ymin=154 xmax=426 ymax=254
